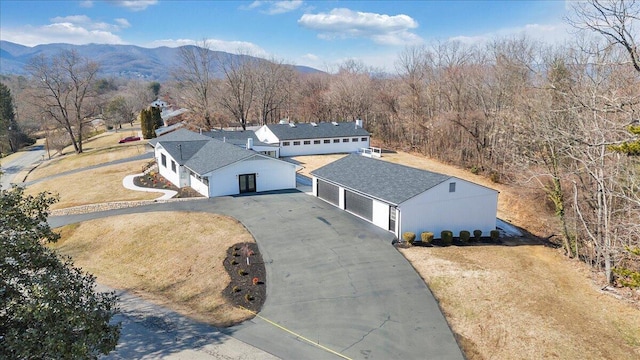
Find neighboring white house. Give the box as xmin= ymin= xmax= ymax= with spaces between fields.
xmin=148 ymin=129 xmax=299 ymax=197
xmin=310 ymin=154 xmax=499 ymax=239
xmin=255 ymin=120 xmax=370 ymax=157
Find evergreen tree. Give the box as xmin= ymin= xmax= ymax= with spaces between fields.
xmin=0 ymin=82 xmax=17 ymax=154
xmin=0 ymin=187 xmax=120 ymax=358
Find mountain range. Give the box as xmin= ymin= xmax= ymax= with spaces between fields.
xmin=0 ymin=41 xmax=321 ymax=81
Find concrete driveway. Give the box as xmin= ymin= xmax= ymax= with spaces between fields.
xmin=49 ymin=191 xmax=464 ymax=359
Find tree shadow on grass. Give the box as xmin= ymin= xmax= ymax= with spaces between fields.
xmin=103 ymin=287 xmax=239 ymax=359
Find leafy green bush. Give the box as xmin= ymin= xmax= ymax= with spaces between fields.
xmin=421 ymin=232 xmax=434 ymax=244
xmin=490 ymin=229 xmax=500 ymax=241
xmin=441 ymin=230 xmax=453 ymax=246
xmin=237 ymin=269 xmax=248 ymax=276
xmin=403 ymin=232 xmax=416 ymax=245
xmin=459 ymin=230 xmax=470 ymax=242
xmin=473 ymin=230 xmax=482 ymax=241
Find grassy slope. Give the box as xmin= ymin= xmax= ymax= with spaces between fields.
xmin=53 ymin=212 xmax=255 ymax=327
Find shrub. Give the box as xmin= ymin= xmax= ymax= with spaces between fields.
xmin=473 ymin=230 xmax=482 ymax=241
xmin=420 ymin=232 xmax=434 ymax=244
xmin=252 ymin=277 xmax=259 ymax=286
xmin=459 ymin=230 xmax=470 ymax=242
xmin=237 ymin=269 xmax=248 ymax=276
xmin=441 ymin=230 xmax=453 ymax=245
xmin=490 ymin=229 xmax=500 ymax=241
xmin=245 ymin=293 xmax=254 ymax=302
xmin=402 ymin=232 xmax=416 ymax=245
xmin=231 ymin=259 xmax=238 ymax=265
xmin=232 ymin=286 xmax=241 ymax=293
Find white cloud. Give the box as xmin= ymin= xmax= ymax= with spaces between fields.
xmin=241 ymin=0 xmax=303 ymax=14
xmin=298 ymin=8 xmax=421 ymax=46
xmin=0 ymin=15 xmax=129 ymax=46
xmin=146 ymin=38 xmax=268 ymax=57
xmin=268 ymin=1 xmax=303 ymax=14
xmin=79 ymin=1 xmax=93 ymax=8
xmin=114 ymin=18 xmax=131 ymax=28
xmin=448 ymin=23 xmax=572 ymax=46
xmin=107 ymin=0 xmax=158 ymax=11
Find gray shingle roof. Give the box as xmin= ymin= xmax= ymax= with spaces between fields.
xmin=184 ymin=139 xmax=256 ymax=175
xmin=153 ymin=129 xmax=260 ymax=174
xmin=148 ymin=128 xmax=211 ymax=147
xmin=310 ymin=154 xmax=452 ymax=205
xmin=266 ymin=121 xmax=370 ymax=141
xmin=203 ymin=130 xmax=276 ymax=148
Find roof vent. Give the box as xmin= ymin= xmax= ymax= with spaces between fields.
xmin=279 ymin=119 xmax=288 ymax=124
xmin=310 ymin=122 xmax=318 ymax=127
xmin=289 ymin=123 xmax=296 ymax=128
xmin=332 ymin=121 xmax=339 ymax=126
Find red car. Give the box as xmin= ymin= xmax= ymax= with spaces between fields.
xmin=118 ymin=136 xmax=141 ymax=144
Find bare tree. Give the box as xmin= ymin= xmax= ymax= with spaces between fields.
xmin=254 ymin=58 xmax=296 ymax=125
xmin=325 ymin=60 xmax=374 ymax=121
xmin=26 ymin=50 xmax=100 ymax=154
xmin=216 ymin=51 xmax=257 ymax=130
xmin=173 ymin=41 xmax=217 ymax=130
xmin=569 ymin=0 xmax=640 ymax=72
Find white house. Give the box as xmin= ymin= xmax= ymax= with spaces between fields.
xmin=310 ymin=154 xmax=499 ymax=239
xmin=148 ymin=129 xmax=299 ymax=197
xmin=255 ymin=120 xmax=370 ymax=157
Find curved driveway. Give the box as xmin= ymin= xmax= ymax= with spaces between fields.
xmin=49 ymin=191 xmax=464 ymax=359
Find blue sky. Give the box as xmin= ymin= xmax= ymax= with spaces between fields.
xmin=0 ymin=0 xmax=572 ymax=71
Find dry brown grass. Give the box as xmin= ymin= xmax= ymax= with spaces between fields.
xmin=25 ymin=159 xmax=158 ymax=209
xmin=401 ymin=245 xmax=640 ymax=360
xmin=29 ymin=127 xmax=148 ymax=181
xmin=52 ymin=212 xmax=255 ymax=326
xmin=290 ymin=154 xmax=347 ymax=177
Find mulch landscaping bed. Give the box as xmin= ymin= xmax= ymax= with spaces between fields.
xmin=222 ymin=242 xmax=266 ymax=314
xmin=133 ymin=172 xmax=204 ymax=198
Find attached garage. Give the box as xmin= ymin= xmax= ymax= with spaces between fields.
xmin=311 ymin=154 xmax=499 ymax=238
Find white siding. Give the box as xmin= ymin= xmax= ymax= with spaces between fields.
xmin=155 ymin=147 xmax=181 ymax=188
xmin=398 ymin=178 xmax=498 ymax=238
xmin=279 ymin=137 xmax=369 ymax=157
xmin=206 ymin=156 xmax=297 ymax=197
xmin=189 ymin=174 xmax=209 ymax=197
xmin=372 ymin=199 xmax=390 ymax=231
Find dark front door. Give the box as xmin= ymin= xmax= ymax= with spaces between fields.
xmin=239 ymin=173 xmax=256 ymax=194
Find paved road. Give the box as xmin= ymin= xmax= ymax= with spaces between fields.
xmin=49 ymin=192 xmax=464 ymax=360
xmin=0 ymin=145 xmax=46 ymax=189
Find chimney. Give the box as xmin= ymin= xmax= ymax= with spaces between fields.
xmin=355 ymin=119 xmax=363 ymax=128
xmin=247 ymin=137 xmax=253 ymax=150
